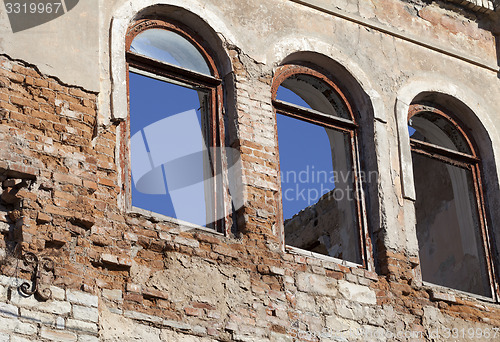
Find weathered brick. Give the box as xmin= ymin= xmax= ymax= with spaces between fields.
xmin=53 ymin=173 xmax=83 ymax=186
xmin=65 ymin=319 xmax=98 ymax=334
xmin=102 ymin=289 xmax=123 ymax=302
xmin=40 ymin=327 xmax=77 ymax=342
xmin=10 ymin=96 xmax=37 ymax=108
xmin=33 ymin=78 xmax=49 ymax=88
xmin=123 ymin=310 xmax=162 ymax=324
xmin=12 ymin=65 xmax=39 ymax=78
xmin=297 ymin=272 xmax=338 ymax=296
xmin=36 ymin=212 xmax=52 ymax=224
xmin=66 ymin=290 xmax=98 ymax=308
xmin=337 ymin=280 xmax=377 ymax=305
xmin=126 ymin=283 xmax=142 ymax=293
xmin=19 ymin=308 xmax=56 ymax=325
xmin=185 ymin=307 xmax=203 ymax=316
xmin=13 ymin=321 xmax=37 ymax=336
xmin=78 ymin=336 xmax=99 ymax=342
xmin=73 ymin=305 xmax=99 ymax=323
xmin=430 ymin=290 xmax=457 ymax=303
xmin=0 ymin=302 xmax=18 ymax=316
xmin=11 ymin=335 xmax=33 ymax=342
xmin=10 ymin=290 xmax=71 ymax=315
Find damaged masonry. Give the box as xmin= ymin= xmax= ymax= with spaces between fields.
xmin=1 ymin=0 xmax=500 ymax=341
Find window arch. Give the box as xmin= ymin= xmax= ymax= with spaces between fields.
xmin=408 ymin=102 xmax=496 ymax=297
xmin=272 ymin=64 xmax=368 ymax=266
xmin=124 ymin=19 xmax=226 ymax=231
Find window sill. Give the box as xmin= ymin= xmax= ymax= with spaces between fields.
xmin=422 ymin=281 xmax=497 ymax=304
xmin=128 ymin=206 xmax=225 ymax=236
xmin=285 ymin=245 xmax=363 ymax=269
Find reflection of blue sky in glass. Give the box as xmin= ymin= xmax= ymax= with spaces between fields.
xmin=277 ymin=86 xmax=309 ymax=108
xmin=129 ymin=71 xmax=210 ymax=226
xmin=276 ymin=86 xmax=336 ymax=220
xmin=130 ymin=29 xmax=211 ymax=75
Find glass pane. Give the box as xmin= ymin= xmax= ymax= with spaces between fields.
xmin=130 ymin=29 xmax=212 ymax=75
xmin=409 ymin=112 xmax=472 ymax=154
xmin=412 ymin=152 xmax=491 ymax=297
xmin=276 ymin=86 xmax=310 ymax=108
xmin=129 ymin=71 xmax=216 ymax=227
xmin=276 ymin=74 xmax=351 ymax=120
xmin=278 ymin=113 xmax=361 ymax=264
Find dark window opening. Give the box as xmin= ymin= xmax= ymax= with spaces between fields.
xmin=409 ymin=103 xmax=495 ymax=297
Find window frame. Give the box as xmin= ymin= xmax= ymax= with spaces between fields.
xmin=122 ymin=19 xmax=228 ymax=233
xmin=271 ymin=64 xmax=371 ymax=269
xmin=408 ymin=102 xmax=499 ymax=300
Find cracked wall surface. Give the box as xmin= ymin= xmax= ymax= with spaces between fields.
xmin=0 ymin=0 xmax=499 ymax=341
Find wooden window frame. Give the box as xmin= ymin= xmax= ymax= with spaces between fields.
xmin=122 ymin=19 xmax=228 ymax=233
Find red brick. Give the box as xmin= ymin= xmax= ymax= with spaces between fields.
xmin=34 ymin=78 xmax=49 ymax=88
xmin=6 ymin=72 xmax=25 ymax=83
xmin=56 ymin=92 xmax=80 ymax=105
xmin=142 ymin=287 xmax=168 ymax=300
xmin=53 ymin=172 xmax=83 ymax=186
xmin=44 ymin=205 xmax=71 ymax=217
xmin=98 ymin=177 xmax=116 ymax=188
xmin=12 ymin=64 xmax=39 ymax=78
xmin=11 ymin=96 xmax=37 ymax=108
xmin=69 ymin=87 xmax=88 ymax=98
xmin=83 ymin=179 xmax=98 ymax=190
xmin=37 ymin=212 xmax=52 ymax=224
xmin=184 ymin=307 xmax=203 ymax=316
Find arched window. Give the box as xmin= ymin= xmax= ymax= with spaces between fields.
xmin=125 ymin=19 xmax=225 ymax=231
xmin=409 ymin=103 xmax=496 ymax=297
xmin=272 ymin=64 xmax=367 ymax=266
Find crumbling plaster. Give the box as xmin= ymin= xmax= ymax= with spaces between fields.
xmin=0 ymin=5 xmax=500 ymax=342
xmin=56 ymin=0 xmax=500 ymax=265
xmin=0 ymin=0 xmax=497 ymax=268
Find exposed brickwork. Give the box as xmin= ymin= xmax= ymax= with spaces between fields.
xmin=0 ymin=17 xmax=500 ymax=340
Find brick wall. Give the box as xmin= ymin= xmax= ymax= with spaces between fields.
xmin=0 ymin=275 xmax=98 ymax=342
xmin=0 ymin=49 xmax=500 ymax=341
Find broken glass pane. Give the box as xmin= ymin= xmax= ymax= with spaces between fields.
xmin=279 ymin=113 xmax=361 ymax=264
xmin=412 ymin=152 xmax=491 ymax=297
xmin=129 ymin=71 xmax=216 ymax=227
xmin=130 ymin=29 xmax=211 ymax=76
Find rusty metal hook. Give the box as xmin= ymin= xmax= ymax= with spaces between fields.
xmin=19 ymin=252 xmax=54 ymax=301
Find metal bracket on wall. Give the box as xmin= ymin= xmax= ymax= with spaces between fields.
xmin=19 ymin=252 xmax=54 ymax=301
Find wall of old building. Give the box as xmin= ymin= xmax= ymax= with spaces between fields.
xmin=0 ymin=0 xmax=500 ymax=341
